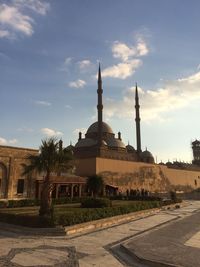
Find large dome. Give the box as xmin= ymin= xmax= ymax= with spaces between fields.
xmin=86 ymin=121 xmax=113 ymax=134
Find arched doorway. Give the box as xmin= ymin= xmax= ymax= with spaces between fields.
xmin=0 ymin=163 xmax=8 ymax=199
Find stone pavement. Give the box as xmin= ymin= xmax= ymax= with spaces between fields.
xmin=123 ymin=202 xmax=200 ymax=267
xmin=0 ymin=201 xmax=200 ymax=267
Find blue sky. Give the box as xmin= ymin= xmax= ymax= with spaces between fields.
xmin=1 ymin=0 xmax=200 ymax=163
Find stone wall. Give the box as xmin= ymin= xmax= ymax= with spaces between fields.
xmin=0 ymin=145 xmax=38 ymax=199
xmin=75 ymin=157 xmax=200 ymax=193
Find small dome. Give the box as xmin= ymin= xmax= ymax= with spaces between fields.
xmin=140 ymin=149 xmax=154 ymax=163
xmin=126 ymin=144 xmax=135 ymax=152
xmin=75 ymin=138 xmax=97 ymax=148
xmin=107 ymin=138 xmax=126 ymax=148
xmin=87 ymin=121 xmax=113 ymax=134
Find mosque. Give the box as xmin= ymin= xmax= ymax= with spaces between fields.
xmin=1 ymin=66 xmax=200 ymax=200
xmin=73 ymin=65 xmax=154 ymax=169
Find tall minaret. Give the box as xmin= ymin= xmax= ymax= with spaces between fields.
xmin=97 ymin=64 xmax=103 ymax=146
xmin=135 ymin=83 xmax=142 ymax=153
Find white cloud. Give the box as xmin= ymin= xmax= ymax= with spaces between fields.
xmin=0 ymin=4 xmax=33 ymax=36
xmin=69 ymin=79 xmax=86 ymax=88
xmin=0 ymin=1 xmax=49 ymax=39
xmin=0 ymin=137 xmax=18 ymax=145
xmin=13 ymin=0 xmax=50 ymax=15
xmin=0 ymin=137 xmax=7 ymax=145
xmin=103 ymin=70 xmax=200 ymax=122
xmin=78 ymin=59 xmax=92 ymax=70
xmin=112 ymin=37 xmax=149 ymax=62
xmin=101 ymin=60 xmax=142 ymax=79
xmin=41 ymin=128 xmax=63 ymax=137
xmin=35 ymin=100 xmax=51 ymax=106
xmin=136 ymin=37 xmax=149 ymax=56
xmin=101 ymin=36 xmax=149 ymax=79
xmin=112 ymin=41 xmax=136 ymax=62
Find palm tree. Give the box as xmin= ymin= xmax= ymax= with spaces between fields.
xmin=86 ymin=175 xmax=104 ymax=198
xmin=22 ymin=138 xmax=72 ymax=216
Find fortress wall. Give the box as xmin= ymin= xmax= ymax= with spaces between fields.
xmin=75 ymin=158 xmax=97 ymax=176
xmin=95 ymin=158 xmax=200 ymax=192
xmin=160 ymin=165 xmax=200 ymax=190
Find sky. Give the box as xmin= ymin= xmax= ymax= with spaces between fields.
xmin=1 ymin=0 xmax=200 ymax=163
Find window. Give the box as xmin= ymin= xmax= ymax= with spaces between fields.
xmin=17 ymin=179 xmax=24 ymax=194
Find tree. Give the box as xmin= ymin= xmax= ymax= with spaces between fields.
xmin=22 ymin=138 xmax=72 ymax=216
xmin=86 ymin=175 xmax=104 ymax=198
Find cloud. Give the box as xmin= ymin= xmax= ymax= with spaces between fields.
xmin=136 ymin=37 xmax=149 ymax=56
xmin=103 ymin=70 xmax=200 ymax=122
xmin=69 ymin=79 xmax=86 ymax=88
xmin=0 ymin=1 xmax=49 ymax=39
xmin=78 ymin=59 xmax=92 ymax=70
xmin=13 ymin=0 xmax=50 ymax=15
xmin=35 ymin=100 xmax=51 ymax=106
xmin=0 ymin=137 xmax=18 ymax=145
xmin=41 ymin=128 xmax=63 ymax=137
xmin=112 ymin=42 xmax=136 ymax=62
xmin=101 ymin=36 xmax=149 ymax=79
xmin=101 ymin=60 xmax=142 ymax=79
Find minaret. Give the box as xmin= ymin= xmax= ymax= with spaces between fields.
xmin=135 ymin=83 xmax=142 ymax=153
xmin=97 ymin=63 xmax=103 ymax=146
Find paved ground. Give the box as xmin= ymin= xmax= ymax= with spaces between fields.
xmin=124 ymin=203 xmax=200 ymax=267
xmin=0 ymin=201 xmax=200 ymax=267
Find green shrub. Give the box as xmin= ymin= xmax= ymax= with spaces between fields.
xmin=56 ymin=200 xmax=161 ymax=226
xmin=0 ymin=200 xmax=161 ymax=228
xmin=0 ymin=212 xmax=54 ymax=228
xmin=81 ymin=198 xmax=111 ymax=208
xmin=7 ymin=199 xmax=40 ymax=208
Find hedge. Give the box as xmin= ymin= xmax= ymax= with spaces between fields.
xmin=81 ymin=198 xmax=111 ymax=208
xmin=0 ymin=200 xmax=161 ymax=228
xmin=0 ymin=197 xmax=83 ymax=209
xmin=55 ymin=201 xmax=161 ymax=226
xmin=0 ymin=212 xmax=54 ymax=228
